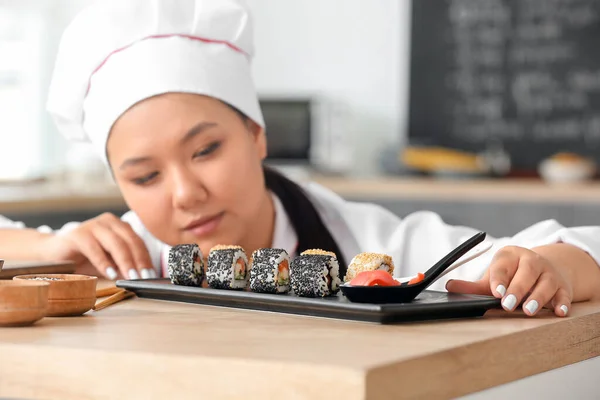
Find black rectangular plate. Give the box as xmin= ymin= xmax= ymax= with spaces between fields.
xmin=116 ymin=279 xmax=501 ymax=324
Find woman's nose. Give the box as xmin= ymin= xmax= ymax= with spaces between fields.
xmin=171 ymin=166 xmax=208 ymax=210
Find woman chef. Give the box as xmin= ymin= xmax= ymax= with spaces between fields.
xmin=0 ymin=0 xmax=598 ymax=317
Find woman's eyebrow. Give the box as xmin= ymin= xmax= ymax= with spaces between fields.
xmin=180 ymin=121 xmax=218 ymax=144
xmin=120 ymin=156 xmax=152 ymax=170
xmin=119 ymin=122 xmax=218 ymax=170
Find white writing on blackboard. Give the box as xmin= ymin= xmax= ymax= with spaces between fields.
xmin=409 ymin=0 xmax=600 ymax=168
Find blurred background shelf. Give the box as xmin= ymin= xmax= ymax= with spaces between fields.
xmin=1 ymin=175 xmax=599 ymax=238
xmin=313 ymin=176 xmax=600 ymax=203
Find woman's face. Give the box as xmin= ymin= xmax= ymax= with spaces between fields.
xmin=107 ymin=93 xmax=270 ymax=254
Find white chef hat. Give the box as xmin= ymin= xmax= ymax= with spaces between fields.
xmin=46 ymin=0 xmax=264 ymax=164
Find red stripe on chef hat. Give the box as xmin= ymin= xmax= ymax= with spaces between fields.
xmin=86 ymin=34 xmax=247 ymax=95
xmin=47 ymin=0 xmax=264 ymax=154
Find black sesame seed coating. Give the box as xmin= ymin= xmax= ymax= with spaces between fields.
xmin=252 ymin=248 xmax=288 ymax=263
xmin=249 ymin=263 xmax=277 ymax=293
xmin=290 ymin=254 xmax=339 ymax=298
xmin=249 ymin=248 xmax=289 ymax=294
xmin=207 ymin=248 xmax=247 ymax=290
xmin=167 ymin=244 xmax=204 ymax=287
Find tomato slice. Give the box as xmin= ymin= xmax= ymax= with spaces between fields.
xmin=349 ymin=270 xmax=399 ymax=287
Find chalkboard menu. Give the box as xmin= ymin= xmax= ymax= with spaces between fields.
xmin=408 ymin=0 xmax=600 ymax=171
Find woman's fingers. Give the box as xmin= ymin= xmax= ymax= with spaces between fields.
xmin=551 ymin=287 xmax=572 ymax=317
xmin=93 ymin=224 xmax=141 ymax=280
xmin=68 ymin=232 xmax=119 ymax=280
xmin=56 ymin=213 xmax=155 ymax=280
xmin=501 ymin=253 xmax=543 ymax=312
xmin=450 ymin=244 xmax=573 ymax=318
xmin=103 ymin=217 xmax=156 ymax=279
xmin=487 ymin=248 xmax=520 ymax=299
xmin=521 ymin=272 xmax=559 ymax=316
xmin=445 ymin=279 xmax=491 ymax=295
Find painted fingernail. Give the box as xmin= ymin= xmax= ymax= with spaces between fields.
xmin=502 ymin=294 xmax=517 ymax=311
xmin=141 ymin=269 xmax=152 ymax=279
xmin=495 ymin=284 xmax=507 ymax=297
xmin=128 ymin=269 xmax=140 ymax=280
xmin=560 ymin=305 xmax=569 ymax=316
xmin=524 ymin=300 xmax=539 ymax=315
xmin=105 ymin=267 xmax=118 ymax=280
xmin=149 ymin=269 xmax=158 ymax=279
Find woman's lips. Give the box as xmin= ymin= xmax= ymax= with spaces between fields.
xmin=183 ymin=212 xmax=224 ymax=237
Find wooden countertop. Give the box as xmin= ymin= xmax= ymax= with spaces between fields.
xmin=1 ymin=175 xmax=600 ymax=215
xmin=0 ymin=180 xmax=125 ymax=214
xmin=1 ymin=286 xmax=599 ymax=399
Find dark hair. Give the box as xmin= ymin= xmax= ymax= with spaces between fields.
xmin=225 ymin=101 xmax=347 ymax=276
xmin=264 ymin=166 xmax=347 ymax=277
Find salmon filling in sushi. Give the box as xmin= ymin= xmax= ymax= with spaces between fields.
xmin=277 ymin=259 xmax=289 ymax=286
xmin=207 ymin=245 xmax=249 ymax=290
xmin=235 ymin=257 xmax=246 ymax=280
xmin=249 ymin=248 xmax=290 ymax=294
xmin=168 ymin=244 xmax=205 ymax=287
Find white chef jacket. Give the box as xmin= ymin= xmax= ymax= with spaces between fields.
xmin=2 ymin=181 xmax=600 ymax=290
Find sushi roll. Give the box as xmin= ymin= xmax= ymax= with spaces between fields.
xmin=249 ymin=248 xmax=290 ymax=294
xmin=206 ymin=245 xmax=249 ymax=290
xmin=291 ymin=249 xmax=341 ymax=297
xmin=343 ymin=252 xmax=395 ymax=283
xmin=167 ymin=244 xmax=205 ymax=287
xmin=301 ymin=249 xmax=337 ymax=258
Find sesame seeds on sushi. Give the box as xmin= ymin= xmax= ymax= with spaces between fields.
xmin=206 ymin=245 xmax=249 ymax=290
xmin=249 ymin=248 xmax=290 ymax=294
xmin=167 ymin=244 xmax=205 ymax=287
xmin=301 ymin=249 xmax=337 ymax=257
xmin=344 ymin=252 xmax=394 ymax=283
xmin=291 ymin=249 xmax=341 ymax=298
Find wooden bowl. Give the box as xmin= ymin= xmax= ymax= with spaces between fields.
xmin=14 ymin=274 xmax=97 ymax=317
xmin=0 ymin=280 xmax=49 ymax=327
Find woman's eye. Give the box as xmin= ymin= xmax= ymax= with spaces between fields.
xmin=132 ymin=171 xmax=158 ymax=185
xmin=194 ymin=142 xmax=221 ymax=158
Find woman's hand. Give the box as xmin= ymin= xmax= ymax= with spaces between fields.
xmin=446 ymin=246 xmax=573 ymax=317
xmin=39 ymin=213 xmax=156 ymax=280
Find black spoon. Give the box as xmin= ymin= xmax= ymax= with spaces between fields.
xmin=340 ymin=231 xmax=487 ymax=304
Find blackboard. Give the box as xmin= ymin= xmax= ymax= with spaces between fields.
xmin=408 ymin=0 xmax=600 ymax=172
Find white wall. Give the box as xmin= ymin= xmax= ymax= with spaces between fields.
xmin=0 ymin=0 xmax=93 ymax=179
xmin=0 ymin=1 xmax=46 ymax=179
xmin=0 ymin=0 xmax=410 ymax=178
xmin=43 ymin=0 xmax=97 ymax=175
xmin=246 ymin=0 xmax=411 ymax=175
